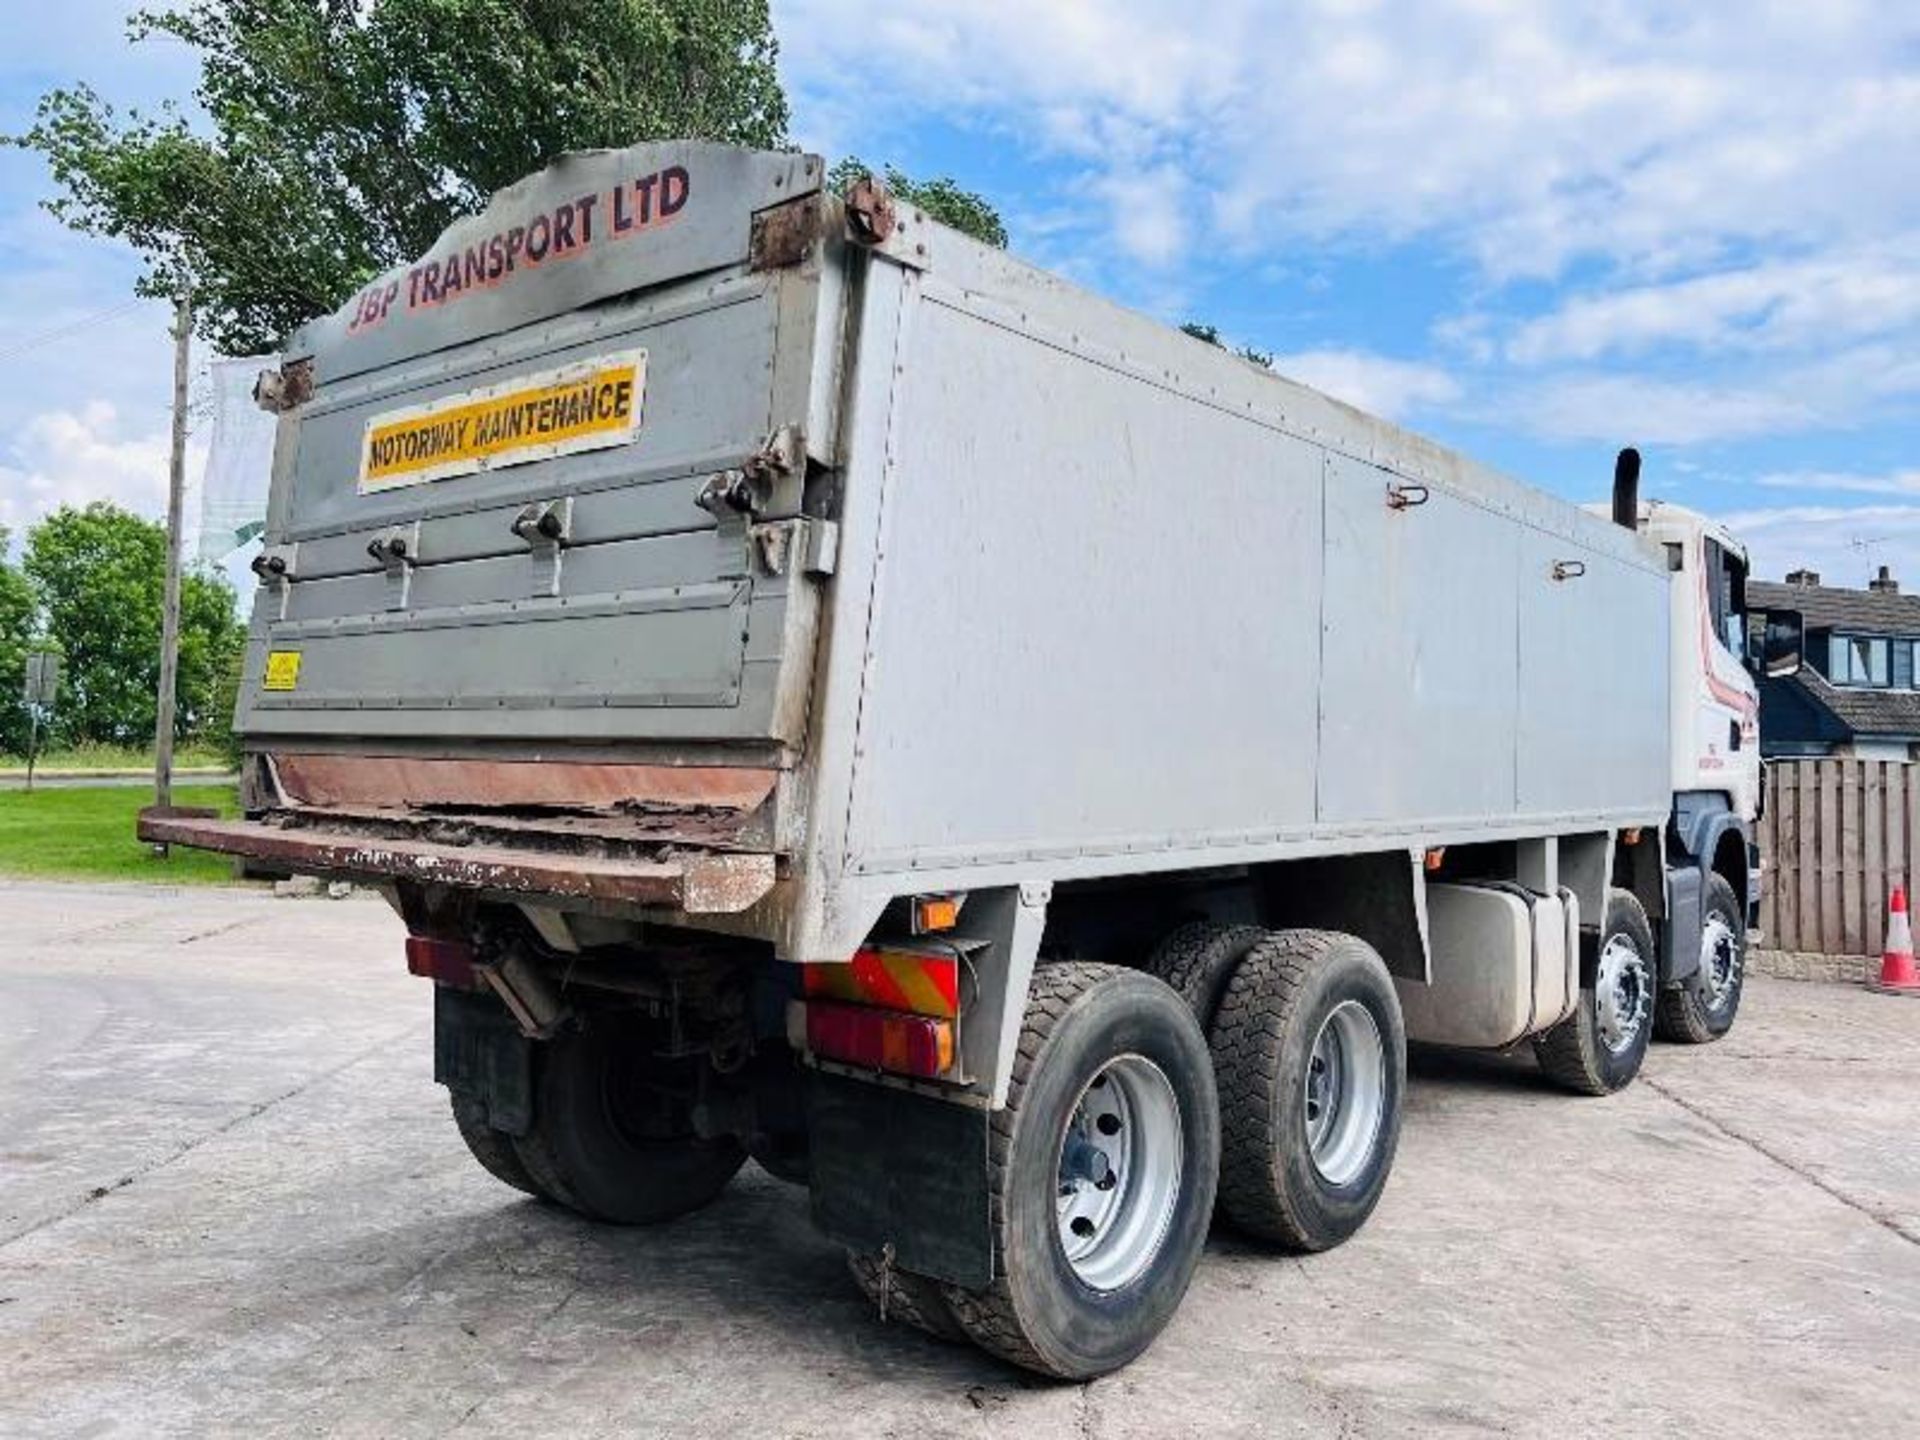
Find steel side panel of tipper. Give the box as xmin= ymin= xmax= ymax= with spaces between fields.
xmin=819 ymin=234 xmax=1670 ymax=910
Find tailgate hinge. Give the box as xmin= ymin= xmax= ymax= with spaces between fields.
xmin=699 ymin=427 xmax=807 ymax=579
xmin=753 ymin=517 xmax=838 ymax=578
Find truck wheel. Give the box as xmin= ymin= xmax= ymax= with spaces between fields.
xmin=1144 ymin=921 xmax=1268 ymax=1027
xmin=1534 ymin=888 xmax=1656 ymax=1095
xmin=1655 ymin=873 xmax=1745 ymax=1043
xmin=939 ymin=963 xmax=1219 ymax=1379
xmin=748 ymin=1136 xmax=809 ymax=1186
xmin=449 ymin=1092 xmax=543 ymax=1199
xmin=846 ymin=1251 xmax=969 ymax=1343
xmin=1210 ymin=930 xmax=1405 ymax=1251
xmin=511 ymin=1018 xmax=747 ymax=1225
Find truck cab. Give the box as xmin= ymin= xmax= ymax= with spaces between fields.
xmin=1646 ymin=501 xmax=1763 ymax=822
xmin=1598 ymin=486 xmax=1801 ymax=1042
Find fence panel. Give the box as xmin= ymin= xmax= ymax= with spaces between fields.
xmin=1763 ymin=757 xmax=1916 ymax=956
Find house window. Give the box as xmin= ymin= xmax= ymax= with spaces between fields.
xmin=1830 ymin=634 xmax=1891 ymax=687
xmin=1898 ymin=641 xmax=1916 ymax=691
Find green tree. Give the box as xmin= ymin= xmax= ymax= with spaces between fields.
xmin=14 ymin=0 xmax=790 ymax=354
xmin=1182 ymin=321 xmax=1273 ymax=368
xmin=0 ymin=535 xmax=39 ymax=757
xmin=827 ymin=156 xmax=1008 ymax=248
xmin=22 ymin=504 xmax=245 ymax=747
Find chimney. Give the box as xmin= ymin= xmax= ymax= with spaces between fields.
xmin=1870 ymin=565 xmax=1900 ymax=595
xmin=1786 ymin=568 xmax=1822 ymax=587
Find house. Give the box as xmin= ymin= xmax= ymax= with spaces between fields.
xmin=1749 ymin=566 xmax=1920 ymax=760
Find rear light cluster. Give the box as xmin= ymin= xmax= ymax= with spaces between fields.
xmin=804 ymin=1001 xmax=954 ymax=1077
xmin=405 ymin=935 xmax=477 ymax=987
xmin=800 ymin=944 xmax=961 ymax=1080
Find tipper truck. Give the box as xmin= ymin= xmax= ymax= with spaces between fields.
xmin=144 ymin=140 xmax=1807 ymax=1379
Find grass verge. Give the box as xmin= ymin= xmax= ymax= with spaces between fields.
xmin=0 ymin=741 xmax=231 ymax=774
xmin=0 ymin=784 xmax=242 ymax=884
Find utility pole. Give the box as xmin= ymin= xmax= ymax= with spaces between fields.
xmin=153 ymin=289 xmax=192 ymax=842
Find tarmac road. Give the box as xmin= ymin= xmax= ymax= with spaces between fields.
xmin=1 ymin=879 xmax=1916 ymax=1438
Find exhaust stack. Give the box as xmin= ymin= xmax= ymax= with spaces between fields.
xmin=1612 ymin=448 xmax=1641 ymax=531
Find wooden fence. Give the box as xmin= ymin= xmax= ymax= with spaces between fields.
xmin=1759 ymin=758 xmax=1918 ymax=957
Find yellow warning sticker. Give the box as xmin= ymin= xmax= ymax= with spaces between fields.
xmin=263 ymin=651 xmax=302 ymax=692
xmin=358 ymin=349 xmax=646 ymax=493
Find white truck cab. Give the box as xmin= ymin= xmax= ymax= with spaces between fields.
xmin=1644 ymin=501 xmax=1763 ymax=817
xmin=1589 ymin=455 xmax=1803 ymax=1043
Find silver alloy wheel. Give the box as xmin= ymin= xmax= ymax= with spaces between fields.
xmin=1595 ymin=932 xmax=1651 ymax=1054
xmin=1699 ymin=911 xmax=1741 ymax=1011
xmin=1304 ymin=1000 xmax=1387 ymax=1187
xmin=1055 ymin=1054 xmax=1183 ymax=1292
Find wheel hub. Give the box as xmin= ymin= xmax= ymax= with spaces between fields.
xmin=1055 ymin=1055 xmax=1183 ymax=1292
xmin=1595 ymin=933 xmax=1650 ymax=1054
xmin=1304 ymin=1000 xmax=1386 ymax=1187
xmin=1699 ymin=912 xmax=1740 ymax=1010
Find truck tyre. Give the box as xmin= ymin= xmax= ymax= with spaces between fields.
xmin=1655 ymin=872 xmax=1746 ymax=1044
xmin=939 ymin=963 xmax=1219 ymax=1380
xmin=449 ymin=1092 xmax=543 ymax=1199
xmin=510 ymin=1019 xmax=747 ymax=1225
xmin=1144 ymin=921 xmax=1268 ymax=1028
xmin=1210 ymin=930 xmax=1405 ymax=1251
xmin=846 ymin=1251 xmax=969 ymax=1343
xmin=748 ymin=1137 xmax=809 ymax=1186
xmin=1534 ymin=888 xmax=1656 ymax=1095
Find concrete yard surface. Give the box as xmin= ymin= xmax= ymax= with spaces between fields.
xmin=1 ymin=880 xmax=1916 ymax=1438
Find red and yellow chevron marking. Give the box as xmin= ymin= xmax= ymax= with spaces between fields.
xmin=803 ymin=945 xmax=960 ymax=1019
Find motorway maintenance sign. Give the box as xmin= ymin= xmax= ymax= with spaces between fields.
xmin=357 ymin=349 xmax=646 ymax=494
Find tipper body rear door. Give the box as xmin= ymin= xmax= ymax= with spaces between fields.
xmin=239 ymin=143 xmax=830 ymax=749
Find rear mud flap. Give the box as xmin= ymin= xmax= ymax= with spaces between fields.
xmin=806 ymin=1070 xmax=991 ymax=1289
xmin=434 ymin=987 xmax=533 ymax=1136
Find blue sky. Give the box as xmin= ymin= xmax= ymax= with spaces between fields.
xmin=4 ymin=1 xmax=1919 ymax=586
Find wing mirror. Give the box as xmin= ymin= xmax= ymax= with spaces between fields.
xmin=1747 ymin=609 xmax=1804 ymax=679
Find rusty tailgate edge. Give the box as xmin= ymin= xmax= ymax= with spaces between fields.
xmin=136 ymin=812 xmax=776 ymax=914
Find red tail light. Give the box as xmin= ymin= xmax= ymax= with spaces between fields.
xmin=804 ymin=999 xmax=955 ymax=1079
xmin=405 ymin=935 xmax=476 ymax=988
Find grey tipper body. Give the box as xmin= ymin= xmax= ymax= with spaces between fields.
xmin=239 ymin=139 xmax=1665 ymax=957
xmin=155 ymin=141 xmax=1771 ymax=1380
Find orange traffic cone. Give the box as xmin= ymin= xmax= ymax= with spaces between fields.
xmin=1871 ymin=885 xmax=1920 ymax=995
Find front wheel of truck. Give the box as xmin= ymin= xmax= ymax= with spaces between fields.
xmin=1655 ymin=872 xmax=1746 ymax=1044
xmin=1534 ymin=888 xmax=1656 ymax=1095
xmin=511 ymin=1016 xmax=747 ymax=1225
xmin=940 ymin=963 xmax=1220 ymax=1380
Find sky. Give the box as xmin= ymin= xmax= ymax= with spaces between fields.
xmin=2 ymin=1 xmax=1918 ymax=586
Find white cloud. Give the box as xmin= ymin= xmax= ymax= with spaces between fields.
xmin=1506 ymin=246 xmax=1920 ymax=364
xmin=1717 ymin=502 xmax=1920 ymax=587
xmin=780 ymin=1 xmax=1920 ymax=281
xmin=1510 ymin=341 xmax=1920 ymax=444
xmin=1269 ymin=348 xmax=1461 ymax=422
xmin=1753 ymin=469 xmax=1920 ymax=498
xmin=1097 ymin=164 xmax=1190 ymax=267
xmin=0 ymin=401 xmax=206 ymax=545
xmin=1516 ymin=375 xmax=1812 ymax=445
xmin=779 ymin=1 xmax=1920 ymax=453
